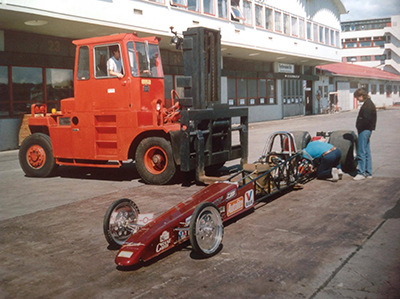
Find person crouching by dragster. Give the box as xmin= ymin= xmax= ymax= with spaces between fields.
xmin=303 ymin=138 xmax=343 ymax=182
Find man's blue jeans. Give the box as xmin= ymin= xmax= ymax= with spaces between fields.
xmin=357 ymin=130 xmax=372 ymax=176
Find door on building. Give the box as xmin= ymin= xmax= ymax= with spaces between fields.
xmin=305 ymin=80 xmax=313 ymax=115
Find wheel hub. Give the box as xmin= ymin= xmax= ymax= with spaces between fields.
xmin=27 ymin=145 xmax=46 ymax=168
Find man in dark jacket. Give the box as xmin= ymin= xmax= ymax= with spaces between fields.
xmin=353 ymin=88 xmax=377 ymax=180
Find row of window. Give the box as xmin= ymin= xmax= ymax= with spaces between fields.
xmin=361 ymin=83 xmax=399 ymax=96
xmin=227 ymin=77 xmax=276 ymax=106
xmin=145 ymin=0 xmax=340 ymax=48
xmin=0 ymin=66 xmax=73 ymax=116
xmin=341 ymin=20 xmax=390 ymax=32
xmin=343 ymin=36 xmax=388 ymax=48
xmin=344 ymin=51 xmax=391 ymax=63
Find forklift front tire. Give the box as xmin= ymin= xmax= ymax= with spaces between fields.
xmin=135 ymin=137 xmax=176 ymax=185
xmin=19 ymin=133 xmax=58 ymax=177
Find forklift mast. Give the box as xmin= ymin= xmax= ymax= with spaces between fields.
xmin=176 ymin=27 xmax=248 ymax=181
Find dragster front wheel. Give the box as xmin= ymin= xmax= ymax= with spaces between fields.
xmin=103 ymin=198 xmax=140 ymax=248
xmin=189 ymin=202 xmax=223 ymax=258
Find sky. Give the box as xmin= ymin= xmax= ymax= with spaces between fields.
xmin=340 ymin=0 xmax=400 ymax=21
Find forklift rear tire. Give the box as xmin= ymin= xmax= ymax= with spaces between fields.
xmin=19 ymin=133 xmax=58 ymax=177
xmin=135 ymin=137 xmax=176 ymax=185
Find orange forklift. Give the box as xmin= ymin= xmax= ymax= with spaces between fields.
xmin=19 ymin=27 xmax=248 ymax=184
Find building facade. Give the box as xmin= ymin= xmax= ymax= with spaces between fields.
xmin=341 ymin=15 xmax=400 ymax=75
xmin=0 ymin=0 xmax=346 ymax=150
xmin=316 ymin=62 xmax=400 ymax=112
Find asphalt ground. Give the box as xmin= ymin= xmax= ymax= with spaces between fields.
xmin=1 ymin=108 xmax=399 ymax=298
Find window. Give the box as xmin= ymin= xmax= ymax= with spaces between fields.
xmin=217 ymin=0 xmax=228 ymax=18
xmin=135 ymin=42 xmax=164 ymax=77
xmin=204 ymin=0 xmax=214 ymax=15
xmin=335 ymin=31 xmax=340 ymax=47
xmin=393 ymin=85 xmax=397 ymax=94
xmin=360 ymin=83 xmax=369 ymax=93
xmin=228 ymin=78 xmax=236 ymax=105
xmin=77 ymin=46 xmax=89 ymax=80
xmin=0 ymin=66 xmax=9 ymax=116
xmin=127 ymin=42 xmax=139 ymax=77
xmin=12 ymin=67 xmax=43 ymax=115
xmin=350 ymin=82 xmax=358 ymax=89
xmin=388 ymin=50 xmax=391 ymax=60
xmin=313 ymin=23 xmax=318 ymax=41
xmin=346 ymin=42 xmax=357 ymax=48
xmin=231 ymin=0 xmax=245 ymax=21
xmin=283 ymin=14 xmax=290 ymax=35
xmin=258 ymin=79 xmax=267 ymax=104
xmin=274 ymin=11 xmax=282 ymax=32
xmin=265 ymin=7 xmax=273 ymax=30
xmin=319 ymin=26 xmax=324 ymax=43
xmin=346 ymin=57 xmax=357 ymax=62
xmin=325 ymin=28 xmax=329 ymax=44
xmin=330 ymin=30 xmax=334 ymax=46
xmin=371 ymin=84 xmax=377 ymax=94
xmin=248 ymin=79 xmax=257 ymax=105
xmin=360 ymin=38 xmax=372 ymax=47
xmin=243 ymin=1 xmax=252 ymax=25
xmin=375 ymin=54 xmax=386 ymax=61
xmin=299 ymin=19 xmax=305 ymax=39
xmin=171 ymin=0 xmax=187 ymax=7
xmin=307 ymin=22 xmax=312 ymax=40
xmin=46 ymin=69 xmax=73 ymax=111
xmin=373 ymin=38 xmax=385 ymax=47
xmin=267 ymin=79 xmax=276 ymax=104
xmin=237 ymin=78 xmax=247 ymax=105
xmin=188 ymin=0 xmax=200 ymax=12
xmin=386 ymin=84 xmax=392 ymax=97
xmin=96 ymin=44 xmax=126 ymax=78
xmin=379 ymin=84 xmax=384 ymax=94
xmin=291 ymin=16 xmax=298 ymax=36
xmin=361 ymin=56 xmax=371 ymax=61
xmin=255 ymin=5 xmax=263 ymax=27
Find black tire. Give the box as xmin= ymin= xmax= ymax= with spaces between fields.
xmin=135 ymin=137 xmax=176 ymax=185
xmin=189 ymin=202 xmax=223 ymax=258
xmin=103 ymin=198 xmax=140 ymax=248
xmin=19 ymin=133 xmax=58 ymax=177
xmin=329 ymin=130 xmax=358 ymax=173
xmin=290 ymin=131 xmax=311 ymax=151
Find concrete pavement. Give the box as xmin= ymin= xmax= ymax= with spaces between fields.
xmin=1 ymin=108 xmax=399 ymax=298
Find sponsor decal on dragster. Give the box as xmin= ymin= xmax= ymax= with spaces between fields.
xmin=213 ymin=195 xmax=224 ymax=206
xmin=156 ymin=230 xmax=172 ymax=253
xmin=244 ymin=189 xmax=254 ymax=208
xmin=178 ymin=230 xmax=188 ymax=241
xmin=226 ymin=189 xmax=237 ymax=201
xmin=122 ymin=242 xmax=145 ymax=248
xmin=227 ymin=196 xmax=244 ymax=217
xmin=137 ymin=213 xmax=154 ymax=226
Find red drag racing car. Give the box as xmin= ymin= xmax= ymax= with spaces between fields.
xmin=103 ymin=130 xmax=357 ymax=267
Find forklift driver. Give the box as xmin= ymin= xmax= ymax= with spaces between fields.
xmin=108 ymin=45 xmax=124 ymax=78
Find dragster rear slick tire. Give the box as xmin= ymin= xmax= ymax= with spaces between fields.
xmin=103 ymin=198 xmax=140 ymax=249
xmin=329 ymin=130 xmax=358 ymax=173
xmin=189 ymin=202 xmax=224 ymax=258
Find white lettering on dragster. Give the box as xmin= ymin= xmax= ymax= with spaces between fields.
xmin=244 ymin=189 xmax=254 ymax=208
xmin=226 ymin=189 xmax=237 ymax=201
xmin=156 ymin=230 xmax=172 ymax=253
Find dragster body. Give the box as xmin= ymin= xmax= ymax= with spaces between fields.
xmin=115 ymin=181 xmax=255 ymax=266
